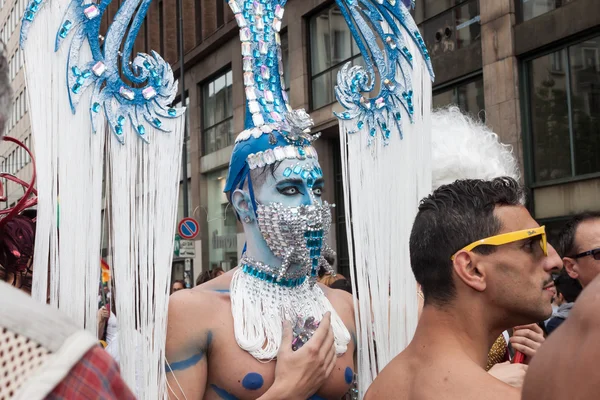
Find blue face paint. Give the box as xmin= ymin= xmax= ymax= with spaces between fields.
xmin=165 ymin=352 xmax=203 ymax=373
xmin=345 ymin=366 xmax=354 ymax=384
xmin=241 ymin=372 xmax=264 ymax=390
xmin=211 ymin=384 xmax=240 ymax=400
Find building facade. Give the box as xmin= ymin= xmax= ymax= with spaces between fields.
xmin=2 ymin=0 xmax=599 ymax=283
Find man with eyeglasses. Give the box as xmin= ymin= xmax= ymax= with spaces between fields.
xmin=365 ymin=177 xmax=562 ymax=400
xmin=556 ymin=211 xmax=600 ymax=288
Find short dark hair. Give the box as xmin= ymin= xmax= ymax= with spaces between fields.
xmin=554 ymin=268 xmax=582 ymax=303
xmin=329 ymin=278 xmax=352 ymax=294
xmin=555 ymin=212 xmax=600 ymax=258
xmin=410 ymin=177 xmax=525 ymax=305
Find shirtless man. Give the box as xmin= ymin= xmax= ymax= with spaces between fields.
xmin=165 ymin=2 xmax=354 ymax=397
xmin=365 ymin=177 xmax=562 ymax=399
xmin=522 ymin=274 xmax=600 ymax=400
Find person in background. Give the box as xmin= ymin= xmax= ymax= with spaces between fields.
xmin=319 ymin=272 xmax=346 ymax=287
xmin=545 ymin=268 xmax=582 ymax=334
xmin=556 ymin=211 xmax=600 ymax=288
xmin=330 ymin=278 xmax=352 ymax=294
xmin=522 ymin=274 xmax=600 ymax=400
xmin=171 ymin=279 xmax=185 ymax=294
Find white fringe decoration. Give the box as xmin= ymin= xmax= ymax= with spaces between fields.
xmin=341 ymin=30 xmax=432 ymax=396
xmin=25 ymin=0 xmax=104 ymax=335
xmin=108 ymin=117 xmax=183 ymax=399
xmin=230 ymin=269 xmax=351 ymax=361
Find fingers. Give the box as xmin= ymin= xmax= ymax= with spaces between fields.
xmin=514 ymin=324 xmax=543 ymax=335
xmin=324 ymin=342 xmax=337 ymax=378
xmin=510 ymin=338 xmax=539 ymax=358
xmin=513 ymin=328 xmax=545 ymax=344
xmin=280 ymin=320 xmax=293 ymax=349
xmin=310 ymin=312 xmax=332 ymax=344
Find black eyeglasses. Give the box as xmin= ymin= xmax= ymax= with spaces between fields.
xmin=571 ymin=247 xmax=600 ymax=261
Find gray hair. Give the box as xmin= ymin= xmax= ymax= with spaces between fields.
xmin=0 ymin=41 xmax=12 ymax=137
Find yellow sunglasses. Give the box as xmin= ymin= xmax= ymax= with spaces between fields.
xmin=451 ymin=226 xmax=547 ymax=261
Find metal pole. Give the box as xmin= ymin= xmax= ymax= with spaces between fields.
xmin=177 ymin=0 xmax=189 ymax=218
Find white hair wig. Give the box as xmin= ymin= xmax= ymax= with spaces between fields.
xmin=431 ymin=105 xmax=520 ymax=191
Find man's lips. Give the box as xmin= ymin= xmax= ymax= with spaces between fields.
xmin=543 ymin=281 xmax=555 ymax=291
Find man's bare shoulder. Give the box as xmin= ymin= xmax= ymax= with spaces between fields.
xmin=321 ymin=284 xmax=353 ymax=314
xmin=365 ymin=350 xmax=519 ymax=400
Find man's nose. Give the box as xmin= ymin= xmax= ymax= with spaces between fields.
xmin=544 ymin=243 xmax=563 ymax=274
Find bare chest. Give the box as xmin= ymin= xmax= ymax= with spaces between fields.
xmin=204 ymin=322 xmax=355 ymax=400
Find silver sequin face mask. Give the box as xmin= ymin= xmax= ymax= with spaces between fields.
xmin=256 ymin=201 xmax=335 ymax=282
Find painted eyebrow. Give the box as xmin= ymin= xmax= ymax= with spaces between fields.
xmin=313 ymin=178 xmax=325 ymax=187
xmin=276 ymin=178 xmax=304 ymax=186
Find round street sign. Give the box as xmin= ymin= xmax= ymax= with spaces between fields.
xmin=178 ymin=217 xmax=199 ymax=239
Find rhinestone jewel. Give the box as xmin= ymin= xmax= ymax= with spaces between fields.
xmin=248 ymin=100 xmax=260 ymax=113
xmin=229 ymin=0 xmax=241 ymax=14
xmin=259 ymin=41 xmax=268 ymax=54
xmin=261 ymin=65 xmax=270 ymax=80
xmin=168 ymin=108 xmax=177 ymax=117
xmin=142 ymin=86 xmax=157 ymax=99
xmin=272 ymin=18 xmax=281 ymax=32
xmin=92 ymin=61 xmax=106 ymax=76
xmin=235 ymin=14 xmax=247 ymax=27
xmin=274 ymin=4 xmax=284 ymax=19
xmin=241 ymin=42 xmax=252 ymax=56
xmin=252 ymin=113 xmax=265 ymax=126
xmin=119 ymin=87 xmax=135 ymax=100
xmin=243 ymin=72 xmax=254 ymax=86
xmin=243 ymin=57 xmax=253 ymax=71
xmin=256 ymin=17 xmax=265 ymax=31
xmin=240 ymin=27 xmax=251 ymax=41
xmin=245 ymin=87 xmax=257 ymax=100
xmin=83 ymin=4 xmax=99 ymax=19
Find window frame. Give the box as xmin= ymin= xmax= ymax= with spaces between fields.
xmin=520 ymin=31 xmax=600 ymax=190
xmin=307 ymin=4 xmax=363 ymax=111
xmin=200 ymin=67 xmax=234 ymax=155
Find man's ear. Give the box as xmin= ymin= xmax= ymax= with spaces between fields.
xmin=452 ymin=251 xmax=486 ymax=293
xmin=563 ymin=257 xmax=579 ymax=280
xmin=231 ymin=189 xmax=254 ymax=222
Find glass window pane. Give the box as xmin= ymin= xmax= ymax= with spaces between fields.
xmin=312 ymin=71 xmax=333 ymax=110
xmin=569 ymin=36 xmax=600 ymax=176
xmin=454 ymin=1 xmax=480 ymax=49
xmin=433 ymin=88 xmax=455 ymax=109
xmin=203 ymin=82 xmax=216 ymax=128
xmin=204 ymin=126 xmax=216 ymax=155
xmin=457 ymin=78 xmax=485 ymax=121
xmin=521 ymin=0 xmax=557 ymax=22
xmin=330 ymin=8 xmax=352 ymax=65
xmin=281 ymin=33 xmax=290 ymax=90
xmin=529 ymin=49 xmax=571 ymax=182
xmin=424 ymin=0 xmax=454 ymax=20
xmin=310 ymin=9 xmax=331 ymax=76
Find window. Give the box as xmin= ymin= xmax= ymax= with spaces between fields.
xmin=216 ymin=0 xmax=224 ymax=28
xmin=526 ymin=35 xmax=600 ymax=184
xmin=519 ymin=0 xmax=575 ymax=23
xmin=281 ymin=31 xmax=290 ymax=94
xmin=201 ymin=69 xmax=233 ymax=154
xmin=419 ymin=0 xmax=480 ymax=58
xmin=309 ymin=5 xmax=362 ymax=110
xmin=433 ymin=75 xmax=485 ymax=120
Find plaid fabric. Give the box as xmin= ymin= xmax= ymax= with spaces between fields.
xmin=47 ymin=345 xmax=136 ymax=399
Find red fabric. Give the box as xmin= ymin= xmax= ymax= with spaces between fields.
xmin=46 ymin=345 xmax=136 ymax=399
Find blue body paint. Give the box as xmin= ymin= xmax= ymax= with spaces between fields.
xmin=211 ymin=384 xmax=240 ymax=400
xmin=207 ymin=330 xmax=213 ymax=349
xmin=166 ymin=352 xmax=203 ymax=372
xmin=214 ymin=289 xmax=230 ymax=293
xmin=241 ymin=372 xmax=264 ymax=390
xmin=351 ymin=332 xmax=357 ymax=348
xmin=307 ymin=395 xmax=326 ymax=400
xmin=345 ymin=367 xmax=354 ymax=384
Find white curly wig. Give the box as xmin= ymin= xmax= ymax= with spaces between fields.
xmin=431 ymin=105 xmax=520 ymax=191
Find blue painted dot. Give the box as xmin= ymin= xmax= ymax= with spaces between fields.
xmin=344 ymin=367 xmax=353 ymax=384
xmin=241 ymin=372 xmax=264 ymax=391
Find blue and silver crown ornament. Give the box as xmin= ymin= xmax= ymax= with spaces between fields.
xmin=20 ymin=0 xmax=185 ymax=144
xmin=333 ymin=0 xmax=434 ymax=145
xmin=224 ymin=0 xmax=322 ymax=207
